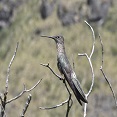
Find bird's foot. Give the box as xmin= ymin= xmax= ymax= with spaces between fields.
xmin=59 ymin=77 xmax=64 ymax=80
xmin=63 ymin=79 xmax=65 ymax=83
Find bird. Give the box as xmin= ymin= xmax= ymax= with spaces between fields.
xmin=41 ymin=35 xmax=88 ymax=106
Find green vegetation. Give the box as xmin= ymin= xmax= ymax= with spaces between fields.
xmin=0 ymin=0 xmax=117 ymax=116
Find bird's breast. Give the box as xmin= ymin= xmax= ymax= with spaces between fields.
xmin=57 ymin=54 xmax=71 ymax=74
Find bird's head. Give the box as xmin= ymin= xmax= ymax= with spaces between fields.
xmin=41 ymin=35 xmax=64 ymax=44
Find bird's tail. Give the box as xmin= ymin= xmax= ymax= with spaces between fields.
xmin=64 ymin=70 xmax=88 ymax=105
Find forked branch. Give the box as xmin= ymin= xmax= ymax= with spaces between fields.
xmin=6 ymin=79 xmax=42 ymax=104
xmin=40 ymin=63 xmax=64 ymax=80
xmin=40 ymin=63 xmax=72 ymax=117
xmin=0 ymin=42 xmax=42 ymax=117
xmin=78 ymin=21 xmax=95 ymax=117
xmin=0 ymin=42 xmax=19 ymax=117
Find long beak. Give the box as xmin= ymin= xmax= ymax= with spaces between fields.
xmin=41 ymin=35 xmax=55 ymax=40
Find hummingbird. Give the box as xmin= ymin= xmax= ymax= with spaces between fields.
xmin=41 ymin=35 xmax=88 ymax=105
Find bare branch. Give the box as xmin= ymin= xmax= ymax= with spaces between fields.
xmin=39 ymin=80 xmax=72 ymax=117
xmin=0 ymin=105 xmax=7 ymax=117
xmin=40 ymin=63 xmax=72 ymax=117
xmin=41 ymin=21 xmax=95 ymax=117
xmin=0 ymin=42 xmax=19 ymax=117
xmin=40 ymin=63 xmax=64 ymax=80
xmin=84 ymin=21 xmax=95 ymax=58
xmin=6 ymin=79 xmax=42 ymax=104
xmin=100 ymin=68 xmax=117 ymax=107
xmin=64 ymin=80 xmax=73 ymax=117
xmin=5 ymin=42 xmax=19 ymax=93
xmin=78 ymin=21 xmax=96 ymax=117
xmin=99 ymin=35 xmax=117 ymax=107
xmin=78 ymin=21 xmax=95 ymax=97
xmin=78 ymin=53 xmax=94 ymax=97
xmin=0 ymin=95 xmax=7 ymax=117
xmin=99 ymin=35 xmax=104 ymax=66
xmin=39 ymin=98 xmax=69 ymax=110
xmin=21 ymin=94 xmax=32 ymax=117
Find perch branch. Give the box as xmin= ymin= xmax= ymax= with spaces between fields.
xmin=64 ymin=80 xmax=73 ymax=117
xmin=40 ymin=63 xmax=64 ymax=80
xmin=40 ymin=63 xmax=72 ymax=117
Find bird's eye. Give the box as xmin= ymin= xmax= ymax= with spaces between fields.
xmin=56 ymin=36 xmax=59 ymax=38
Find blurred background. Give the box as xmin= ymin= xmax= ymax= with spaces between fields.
xmin=0 ymin=0 xmax=117 ymax=116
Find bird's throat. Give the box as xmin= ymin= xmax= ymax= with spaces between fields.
xmin=56 ymin=43 xmax=65 ymax=54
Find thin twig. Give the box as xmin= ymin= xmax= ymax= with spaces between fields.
xmin=5 ymin=42 xmax=19 ymax=93
xmin=40 ymin=63 xmax=64 ymax=80
xmin=0 ymin=42 xmax=19 ymax=117
xmin=66 ymin=99 xmax=73 ymax=117
xmin=40 ymin=63 xmax=72 ymax=117
xmin=39 ymin=98 xmax=69 ymax=110
xmin=78 ymin=21 xmax=95 ymax=97
xmin=39 ymin=81 xmax=72 ymax=117
xmin=21 ymin=94 xmax=32 ymax=117
xmin=64 ymin=80 xmax=73 ymax=117
xmin=84 ymin=21 xmax=95 ymax=58
xmin=39 ymin=81 xmax=72 ymax=111
xmin=99 ymin=35 xmax=117 ymax=107
xmin=78 ymin=53 xmax=94 ymax=97
xmin=78 ymin=21 xmax=96 ymax=117
xmin=100 ymin=68 xmax=117 ymax=107
xmin=6 ymin=79 xmax=42 ymax=104
xmin=99 ymin=35 xmax=104 ymax=66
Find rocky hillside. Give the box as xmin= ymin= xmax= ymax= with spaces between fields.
xmin=0 ymin=0 xmax=117 ymax=117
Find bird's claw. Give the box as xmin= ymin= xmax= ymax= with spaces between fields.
xmin=63 ymin=79 xmax=65 ymax=83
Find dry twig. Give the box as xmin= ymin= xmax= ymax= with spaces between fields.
xmin=78 ymin=21 xmax=95 ymax=117
xmin=6 ymin=42 xmax=19 ymax=93
xmin=99 ymin=35 xmax=117 ymax=107
xmin=0 ymin=42 xmax=43 ymax=117
xmin=39 ymin=98 xmax=69 ymax=110
xmin=6 ymin=79 xmax=42 ymax=104
xmin=64 ymin=80 xmax=73 ymax=117
xmin=40 ymin=63 xmax=72 ymax=117
xmin=21 ymin=94 xmax=32 ymax=117
xmin=40 ymin=63 xmax=64 ymax=80
xmin=0 ymin=42 xmax=19 ymax=117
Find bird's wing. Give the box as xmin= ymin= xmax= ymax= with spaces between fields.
xmin=57 ymin=55 xmax=87 ymax=104
xmin=62 ymin=68 xmax=84 ymax=105
xmin=71 ymin=72 xmax=87 ymax=103
xmin=59 ymin=57 xmax=84 ymax=97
